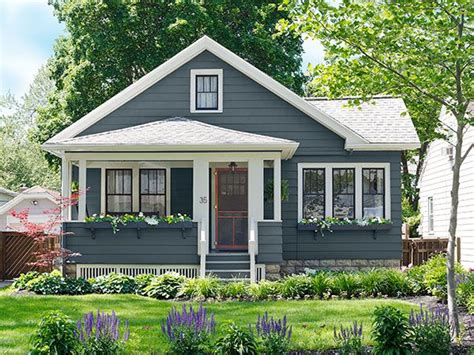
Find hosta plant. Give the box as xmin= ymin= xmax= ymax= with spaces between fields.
xmin=92 ymin=273 xmax=137 ymax=294
xmin=144 ymin=272 xmax=185 ymax=299
xmin=161 ymin=303 xmax=215 ymax=355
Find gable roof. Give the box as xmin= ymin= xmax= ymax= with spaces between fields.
xmin=43 ymin=117 xmax=299 ymax=159
xmin=46 ymin=36 xmax=369 ymax=149
xmin=306 ymin=96 xmax=420 ymax=149
xmin=0 ymin=186 xmax=59 ymax=216
xmin=0 ymin=187 xmax=18 ymax=198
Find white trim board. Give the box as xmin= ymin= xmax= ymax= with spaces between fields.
xmin=46 ymin=36 xmax=369 ymax=149
xmin=297 ymin=163 xmax=391 ymax=221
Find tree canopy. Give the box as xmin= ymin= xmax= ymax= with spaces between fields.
xmin=0 ymin=67 xmax=60 ymax=191
xmin=33 ymin=0 xmax=305 ymax=148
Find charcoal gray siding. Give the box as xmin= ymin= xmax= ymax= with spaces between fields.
xmin=64 ymin=222 xmax=199 ymax=264
xmin=282 ymin=153 xmax=402 ymax=260
xmin=257 ymin=222 xmax=283 ymax=264
xmin=74 ymin=50 xmax=402 ymax=262
xmin=171 ymin=168 xmax=193 ymax=217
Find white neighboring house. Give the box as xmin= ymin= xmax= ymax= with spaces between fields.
xmin=419 ymin=103 xmax=474 ymax=269
xmin=0 ymin=187 xmax=17 ymax=207
xmin=0 ymin=186 xmax=60 ymax=233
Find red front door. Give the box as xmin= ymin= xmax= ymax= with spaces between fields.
xmin=215 ymin=168 xmax=248 ymax=250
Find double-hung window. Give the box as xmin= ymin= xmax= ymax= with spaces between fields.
xmin=190 ymin=69 xmax=223 ymax=113
xmin=302 ymin=168 xmax=325 ymax=219
xmin=140 ymin=169 xmax=166 ymax=215
xmin=362 ymin=168 xmax=385 ymax=218
xmin=333 ymin=168 xmax=355 ymax=219
xmin=106 ymin=169 xmax=132 ymax=214
xmin=428 ymin=197 xmax=434 ymax=233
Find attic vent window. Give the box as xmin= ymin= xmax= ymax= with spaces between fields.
xmin=190 ymin=69 xmax=223 ymax=113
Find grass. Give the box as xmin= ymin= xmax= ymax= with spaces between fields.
xmin=0 ymin=291 xmax=415 ymax=353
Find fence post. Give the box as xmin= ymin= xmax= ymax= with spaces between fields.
xmin=0 ymin=235 xmax=5 ymax=281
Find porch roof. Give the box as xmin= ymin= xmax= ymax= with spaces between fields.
xmin=43 ymin=117 xmax=299 ymax=159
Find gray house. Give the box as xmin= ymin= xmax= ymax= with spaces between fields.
xmin=43 ymin=36 xmax=419 ymax=281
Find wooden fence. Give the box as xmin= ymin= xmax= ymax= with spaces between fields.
xmin=0 ymin=233 xmax=57 ymax=280
xmin=402 ymin=237 xmax=459 ymax=266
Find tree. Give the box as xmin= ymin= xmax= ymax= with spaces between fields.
xmin=280 ymin=0 xmax=473 ymax=338
xmin=33 ymin=0 xmax=305 ymax=151
xmin=9 ymin=193 xmax=80 ymax=270
xmin=0 ymin=66 xmax=60 ymax=191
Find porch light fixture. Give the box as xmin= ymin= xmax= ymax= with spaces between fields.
xmin=228 ymin=161 xmax=238 ymax=173
xmin=32 ymin=200 xmax=38 ymax=206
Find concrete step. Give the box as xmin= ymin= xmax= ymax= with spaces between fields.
xmin=206 ymin=253 xmax=250 ymax=262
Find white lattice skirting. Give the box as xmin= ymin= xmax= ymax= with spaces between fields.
xmin=76 ymin=264 xmax=266 ymax=281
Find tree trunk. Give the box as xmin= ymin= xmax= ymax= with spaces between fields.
xmin=447 ymin=122 xmax=464 ymax=340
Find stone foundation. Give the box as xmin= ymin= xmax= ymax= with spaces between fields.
xmin=266 ymin=259 xmax=400 ymax=280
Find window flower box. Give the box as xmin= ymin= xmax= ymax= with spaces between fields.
xmin=298 ymin=217 xmax=392 ymax=239
xmin=297 ymin=223 xmax=392 ymax=231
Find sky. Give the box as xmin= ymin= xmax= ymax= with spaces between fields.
xmin=0 ymin=0 xmax=324 ymax=98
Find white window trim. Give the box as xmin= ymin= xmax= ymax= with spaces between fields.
xmin=99 ymin=163 xmax=171 ymax=215
xmin=190 ymin=69 xmax=223 ymax=113
xmin=297 ymin=163 xmax=391 ymax=221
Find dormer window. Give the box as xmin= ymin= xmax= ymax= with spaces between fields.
xmin=190 ymin=69 xmax=223 ymax=113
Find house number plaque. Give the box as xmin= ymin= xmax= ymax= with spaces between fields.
xmin=200 ymin=197 xmax=208 ymax=204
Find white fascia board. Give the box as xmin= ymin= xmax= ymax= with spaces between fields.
xmin=42 ymin=142 xmax=300 ymax=160
xmin=345 ymin=142 xmax=421 ymax=151
xmin=46 ymin=36 xmax=367 ymax=146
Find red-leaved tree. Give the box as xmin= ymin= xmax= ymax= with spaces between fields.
xmin=9 ymin=193 xmax=81 ymax=271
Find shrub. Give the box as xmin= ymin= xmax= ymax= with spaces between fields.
xmin=214 ymin=324 xmax=259 ymax=355
xmin=382 ymin=269 xmax=411 ymax=297
xmin=161 ymin=304 xmax=215 ymax=355
xmin=279 ymin=275 xmax=313 ymax=298
xmin=76 ymin=310 xmax=130 ymax=355
xmin=64 ymin=277 xmax=93 ymax=295
xmin=26 ymin=270 xmax=66 ymax=295
xmin=179 ymin=277 xmax=221 ymax=299
xmin=135 ymin=274 xmax=154 ymax=296
xmin=422 ymin=253 xmax=466 ymax=299
xmin=406 ymin=264 xmax=427 ymax=295
xmin=12 ymin=271 xmax=40 ymax=290
xmin=409 ymin=304 xmax=450 ymax=355
xmin=30 ymin=311 xmax=80 ymax=355
xmin=468 ymin=296 xmax=474 ymax=314
xmin=255 ymin=312 xmax=292 ymax=355
xmin=333 ymin=321 xmax=364 ymax=355
xmin=92 ymin=273 xmax=137 ymax=294
xmin=220 ymin=281 xmax=249 ymax=299
xmin=456 ymin=273 xmax=474 ymax=308
xmin=331 ymin=272 xmax=361 ymax=298
xmin=372 ymin=306 xmax=411 ymax=354
xmin=310 ymin=272 xmax=331 ymax=298
xmin=144 ymin=273 xmax=185 ymax=299
xmin=248 ymin=280 xmax=278 ymax=300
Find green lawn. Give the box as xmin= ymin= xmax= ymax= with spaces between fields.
xmin=0 ymin=291 xmax=415 ymax=353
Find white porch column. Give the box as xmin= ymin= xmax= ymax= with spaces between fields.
xmin=273 ymin=157 xmax=282 ymax=221
xmin=78 ymin=159 xmax=87 ymax=221
xmin=193 ymin=158 xmax=209 ymax=259
xmin=61 ymin=157 xmax=71 ymax=221
xmin=248 ymin=158 xmax=264 ymax=221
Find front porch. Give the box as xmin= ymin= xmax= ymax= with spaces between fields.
xmin=61 ymin=152 xmax=285 ymax=282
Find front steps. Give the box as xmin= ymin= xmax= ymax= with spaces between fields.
xmin=205 ymin=253 xmax=251 ymax=281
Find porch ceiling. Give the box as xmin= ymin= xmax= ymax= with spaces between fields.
xmin=43 ymin=117 xmax=300 ymax=159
